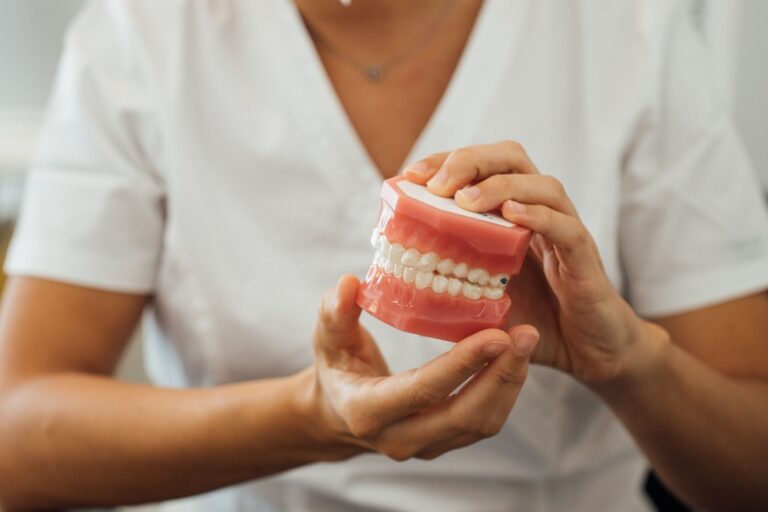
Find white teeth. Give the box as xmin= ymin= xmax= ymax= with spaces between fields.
xmin=417 ymin=252 xmax=439 ymax=272
xmin=370 ymin=228 xmax=381 ymax=248
xmin=452 ymin=262 xmax=469 ymax=279
xmin=447 ymin=278 xmax=463 ymax=296
xmin=462 ymin=282 xmax=483 ymax=300
xmin=377 ymin=237 xmax=390 ymax=256
xmin=369 ymin=235 xmax=507 ymax=301
xmin=436 ymin=258 xmax=455 ymax=275
xmin=388 ymin=244 xmax=405 ymax=265
xmin=375 ymin=251 xmax=386 ymax=268
xmin=490 ymin=273 xmax=511 ymax=288
xmin=483 ymin=287 xmax=504 ymax=300
xmin=467 ymin=268 xmax=490 ymax=286
xmin=431 ymin=275 xmax=448 ymax=294
xmin=415 ymin=271 xmax=434 ymax=290
xmin=401 ymin=248 xmax=420 ymax=268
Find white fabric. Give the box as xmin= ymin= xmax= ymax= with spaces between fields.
xmin=7 ymin=0 xmax=768 ymax=510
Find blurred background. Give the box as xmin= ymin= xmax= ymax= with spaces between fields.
xmin=2 ymin=0 xmax=767 ymax=384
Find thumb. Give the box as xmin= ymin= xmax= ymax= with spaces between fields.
xmin=314 ymin=274 xmax=363 ymax=355
xmin=506 ymin=324 xmax=540 ymax=357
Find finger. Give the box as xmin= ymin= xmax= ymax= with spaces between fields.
xmin=373 ymin=326 xmax=539 ymax=461
xmin=425 ymin=141 xmax=540 ymax=197
xmin=313 ymin=274 xmax=363 ymax=356
xmin=501 ymin=201 xmax=601 ymax=279
xmin=343 ymin=329 xmax=512 ymax=435
xmin=454 ymin=174 xmax=578 ymax=217
xmin=402 ymin=152 xmax=450 ymax=184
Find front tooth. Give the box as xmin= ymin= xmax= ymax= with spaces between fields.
xmin=436 ymin=258 xmax=455 ymax=275
xmin=370 ymin=228 xmax=380 ymax=248
xmin=401 ymin=248 xmax=420 ymax=267
xmin=377 ymin=237 xmax=390 ymax=256
xmin=447 ymin=278 xmax=463 ymax=296
xmin=417 ymin=252 xmax=439 ymax=272
xmin=453 ymin=262 xmax=469 ymax=279
xmin=415 ymin=271 xmax=434 ymax=290
xmin=403 ymin=266 xmax=417 ymax=284
xmin=467 ymin=268 xmax=490 ymax=286
xmin=490 ymin=273 xmax=511 ymax=288
xmin=483 ymin=287 xmax=504 ymax=300
xmin=431 ymin=275 xmax=448 ymax=294
xmin=462 ymin=282 xmax=483 ymax=300
xmin=388 ymin=244 xmax=405 ymax=265
xmin=393 ymin=264 xmax=404 ymax=279
xmin=384 ymin=260 xmax=395 ymax=273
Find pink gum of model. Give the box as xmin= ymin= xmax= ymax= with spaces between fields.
xmin=357 ymin=176 xmax=532 ymax=342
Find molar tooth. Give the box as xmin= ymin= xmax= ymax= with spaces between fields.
xmin=377 ymin=237 xmax=390 ymax=256
xmin=374 ymin=251 xmax=386 ymax=268
xmin=384 ymin=260 xmax=395 ymax=274
xmin=462 ymin=282 xmax=483 ymax=300
xmin=393 ymin=264 xmax=404 ymax=279
xmin=467 ymin=268 xmax=490 ymax=286
xmin=401 ymin=248 xmax=420 ymax=268
xmin=483 ymin=287 xmax=504 ymax=300
xmin=403 ymin=266 xmax=417 ymax=284
xmin=490 ymin=273 xmax=511 ymax=288
xmin=447 ymin=278 xmax=463 ymax=296
xmin=417 ymin=252 xmax=439 ymax=272
xmin=388 ymin=244 xmax=405 ymax=265
xmin=370 ymin=228 xmax=380 ymax=248
xmin=436 ymin=258 xmax=455 ymax=275
xmin=452 ymin=262 xmax=469 ymax=279
xmin=431 ymin=275 xmax=448 ymax=294
xmin=415 ymin=271 xmax=434 ymax=290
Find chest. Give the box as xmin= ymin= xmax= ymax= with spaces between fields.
xmin=311 ymin=2 xmax=483 ymax=179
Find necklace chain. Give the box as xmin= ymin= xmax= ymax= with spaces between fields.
xmin=306 ymin=0 xmax=457 ymax=83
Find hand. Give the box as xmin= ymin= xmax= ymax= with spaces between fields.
xmin=308 ymin=274 xmax=539 ymax=461
xmin=404 ymin=141 xmax=668 ymax=384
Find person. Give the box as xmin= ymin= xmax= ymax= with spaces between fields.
xmin=0 ymin=0 xmax=767 ymax=510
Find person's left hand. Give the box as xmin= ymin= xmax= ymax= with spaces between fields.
xmin=404 ymin=141 xmax=668 ymax=384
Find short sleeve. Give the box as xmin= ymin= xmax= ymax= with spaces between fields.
xmin=4 ymin=1 xmax=165 ymax=293
xmin=620 ymin=4 xmax=768 ymax=318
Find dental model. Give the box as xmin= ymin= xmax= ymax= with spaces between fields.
xmin=357 ymin=176 xmax=532 ymax=342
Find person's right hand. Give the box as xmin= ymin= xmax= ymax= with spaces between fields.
xmin=307 ymin=274 xmax=539 ymax=462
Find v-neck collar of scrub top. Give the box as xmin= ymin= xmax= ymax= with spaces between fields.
xmin=266 ymin=0 xmax=528 ymax=202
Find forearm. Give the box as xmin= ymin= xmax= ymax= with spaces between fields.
xmin=594 ymin=332 xmax=768 ymax=511
xmin=0 ymin=368 xmax=351 ymax=509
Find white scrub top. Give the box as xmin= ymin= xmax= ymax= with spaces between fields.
xmin=7 ymin=1 xmax=768 ymax=511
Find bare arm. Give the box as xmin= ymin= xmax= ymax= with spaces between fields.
xmin=0 ymin=276 xmax=539 ymax=509
xmin=593 ymin=292 xmax=768 ymax=512
xmin=0 ymin=277 xmax=339 ymax=508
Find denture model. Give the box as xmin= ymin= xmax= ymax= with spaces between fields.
xmin=357 ymin=176 xmax=532 ymax=342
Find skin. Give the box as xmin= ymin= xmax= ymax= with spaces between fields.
xmin=0 ymin=1 xmax=767 ymax=510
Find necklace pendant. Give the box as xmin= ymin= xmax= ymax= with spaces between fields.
xmin=366 ymin=66 xmax=383 ymax=82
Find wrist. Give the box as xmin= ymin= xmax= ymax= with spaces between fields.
xmin=289 ymin=367 xmax=366 ymax=462
xmin=590 ymin=318 xmax=673 ymax=404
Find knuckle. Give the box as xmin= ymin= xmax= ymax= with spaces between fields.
xmin=495 ymin=363 xmax=528 ymax=387
xmin=416 ymin=450 xmax=443 ymax=461
xmin=478 ymin=419 xmax=504 ymax=438
xmin=407 ymin=370 xmax=444 ymax=409
xmin=503 ymin=139 xmax=523 ymax=153
xmin=379 ymin=442 xmax=415 ymax=462
xmin=485 ymin=173 xmax=509 ymax=190
xmin=345 ymin=415 xmax=380 ymax=439
xmin=453 ymin=413 xmax=485 ymax=436
xmin=543 ymin=175 xmax=565 ymax=194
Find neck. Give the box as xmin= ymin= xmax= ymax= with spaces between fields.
xmin=295 ymin=0 xmax=446 ymax=51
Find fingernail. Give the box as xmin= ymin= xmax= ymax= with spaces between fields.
xmin=427 ymin=170 xmax=449 ymax=188
xmin=504 ymin=200 xmax=527 ymax=214
xmin=483 ymin=341 xmax=510 ymax=358
xmin=406 ymin=161 xmax=431 ymax=177
xmin=457 ymin=186 xmax=480 ymax=202
xmin=513 ymin=331 xmax=539 ymax=355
